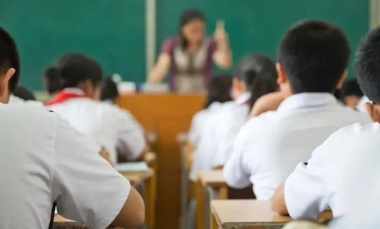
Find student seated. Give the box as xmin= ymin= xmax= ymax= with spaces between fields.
xmin=189 ymin=54 xmax=278 ymax=180
xmin=100 ymin=76 xmax=146 ymax=161
xmin=45 ymin=54 xmax=147 ymax=164
xmin=223 ymin=20 xmax=370 ymax=200
xmin=188 ymin=74 xmax=233 ymax=146
xmin=270 ymin=24 xmax=380 ymax=222
xmin=0 ymin=26 xmax=144 ymax=229
xmin=340 ymin=78 xmax=363 ymax=108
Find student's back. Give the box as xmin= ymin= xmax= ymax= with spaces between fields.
xmin=188 ymin=74 xmax=233 ymax=146
xmin=0 ymin=103 xmax=134 ymax=228
xmin=270 ymin=24 xmax=380 ymax=223
xmin=189 ymin=55 xmax=278 ymax=180
xmin=223 ymin=20 xmax=370 ymax=199
xmin=45 ymin=54 xmax=146 ymax=164
xmin=0 ymin=27 xmax=144 ymax=229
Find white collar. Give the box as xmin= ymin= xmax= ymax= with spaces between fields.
xmin=235 ymin=92 xmax=251 ymax=106
xmin=62 ymin=88 xmax=86 ymax=95
xmin=278 ymin=93 xmax=338 ymax=111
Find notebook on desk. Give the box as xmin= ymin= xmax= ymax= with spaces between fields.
xmin=115 ymin=162 xmax=149 ymax=172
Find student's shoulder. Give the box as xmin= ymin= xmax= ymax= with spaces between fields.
xmin=7 ymin=102 xmax=62 ymax=124
xmin=338 ymin=106 xmax=371 ymax=122
xmin=238 ymin=111 xmax=278 ymax=136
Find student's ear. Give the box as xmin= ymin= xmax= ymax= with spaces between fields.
xmin=365 ymin=102 xmax=380 ymax=123
xmin=231 ymin=77 xmax=245 ymax=99
xmin=336 ymin=70 xmax=347 ymax=90
xmin=276 ymin=63 xmax=288 ymax=85
xmin=0 ymin=68 xmax=16 ymax=103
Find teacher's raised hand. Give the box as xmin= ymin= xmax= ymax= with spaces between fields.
xmin=214 ymin=20 xmax=229 ymax=50
xmin=212 ymin=20 xmax=231 ymax=69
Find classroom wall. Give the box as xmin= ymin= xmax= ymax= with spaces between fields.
xmin=0 ymin=0 xmax=370 ymax=90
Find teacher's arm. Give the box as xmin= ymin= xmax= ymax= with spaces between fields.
xmin=148 ymin=39 xmax=173 ymax=83
xmin=212 ymin=20 xmax=232 ymax=69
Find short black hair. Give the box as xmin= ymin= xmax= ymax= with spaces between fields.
xmin=340 ymin=78 xmax=363 ymax=99
xmin=44 ymin=53 xmax=103 ymax=93
xmin=355 ymin=27 xmax=380 ymax=104
xmin=13 ymin=85 xmax=36 ymax=101
xmin=100 ymin=77 xmax=119 ymax=101
xmin=235 ymin=54 xmax=278 ymax=107
xmin=205 ymin=74 xmax=233 ymax=108
xmin=0 ymin=26 xmax=20 ymax=93
xmin=277 ymin=20 xmax=350 ymax=94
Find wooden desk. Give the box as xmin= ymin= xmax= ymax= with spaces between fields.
xmin=211 ymin=200 xmax=333 ymax=229
xmin=118 ymin=92 xmax=205 ymax=229
xmin=178 ymin=134 xmax=196 ymax=229
xmin=197 ymin=170 xmax=228 ymax=229
xmin=211 ymin=200 xmax=290 ymax=229
xmin=53 ymin=215 xmax=88 ymax=229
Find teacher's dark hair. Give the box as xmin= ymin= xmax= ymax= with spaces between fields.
xmin=205 ymin=74 xmax=233 ymax=108
xmin=236 ymin=54 xmax=278 ymax=108
xmin=0 ymin=26 xmax=20 ymax=93
xmin=178 ymin=8 xmax=205 ymax=50
xmin=100 ymin=77 xmax=119 ymax=102
xmin=44 ymin=53 xmax=103 ymax=94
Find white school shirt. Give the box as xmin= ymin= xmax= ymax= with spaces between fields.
xmin=356 ymin=96 xmax=369 ymax=112
xmin=188 ymin=102 xmax=222 ymax=146
xmin=189 ymin=93 xmax=250 ymax=181
xmin=284 ymin=123 xmax=380 ymax=220
xmin=0 ymin=102 xmax=131 ymax=229
xmin=223 ymin=93 xmax=370 ymax=199
xmin=48 ymin=88 xmax=145 ymax=164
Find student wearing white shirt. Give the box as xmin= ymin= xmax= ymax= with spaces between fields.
xmin=223 ymin=20 xmax=370 ymax=200
xmin=0 ymin=26 xmax=144 ymax=229
xmin=189 ymin=54 xmax=278 ymax=180
xmin=100 ymin=77 xmax=146 ymax=160
xmin=188 ymin=74 xmax=233 ymax=146
xmin=270 ymin=24 xmax=380 ymax=223
xmin=45 ymin=54 xmax=147 ymax=164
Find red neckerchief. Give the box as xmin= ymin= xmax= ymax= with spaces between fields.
xmin=46 ymin=90 xmax=89 ymax=106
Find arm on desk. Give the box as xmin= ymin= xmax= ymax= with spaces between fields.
xmin=53 ymin=120 xmax=145 ymax=229
xmin=271 ymin=184 xmax=289 ymax=216
xmin=110 ymin=187 xmax=145 ymax=228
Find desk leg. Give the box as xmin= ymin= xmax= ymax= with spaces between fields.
xmin=144 ymin=176 xmax=155 ymax=229
xmin=196 ymin=180 xmax=205 ymax=229
xmin=210 ymin=211 xmax=218 ymax=229
xmin=180 ymin=150 xmax=189 ymax=229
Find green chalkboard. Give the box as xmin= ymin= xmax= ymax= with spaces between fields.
xmin=0 ymin=0 xmax=145 ymax=90
xmin=156 ymin=0 xmax=369 ymax=77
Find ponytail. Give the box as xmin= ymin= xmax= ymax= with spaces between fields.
xmin=42 ymin=53 xmax=103 ymax=95
xmin=43 ymin=67 xmax=62 ymax=95
xmin=235 ymin=54 xmax=278 ymax=109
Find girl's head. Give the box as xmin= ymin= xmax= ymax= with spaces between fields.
xmin=205 ymin=74 xmax=233 ymax=108
xmin=179 ymin=9 xmax=206 ymax=49
xmin=44 ymin=53 xmax=103 ymax=99
xmin=100 ymin=77 xmax=119 ymax=103
xmin=234 ymin=54 xmax=279 ymax=108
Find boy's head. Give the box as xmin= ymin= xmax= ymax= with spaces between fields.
xmin=0 ymin=26 xmax=19 ymax=103
xmin=277 ymin=20 xmax=350 ymax=94
xmin=340 ymin=78 xmax=363 ymax=108
xmin=355 ymin=27 xmax=380 ymax=122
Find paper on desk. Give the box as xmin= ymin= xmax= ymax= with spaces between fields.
xmin=115 ymin=162 xmax=149 ymax=172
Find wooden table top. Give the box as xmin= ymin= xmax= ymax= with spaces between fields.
xmin=53 ymin=215 xmax=88 ymax=229
xmin=211 ymin=200 xmax=291 ymax=228
xmin=198 ymin=170 xmax=226 ymax=188
xmin=123 ymin=169 xmax=154 ymax=187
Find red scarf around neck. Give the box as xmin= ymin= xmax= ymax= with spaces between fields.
xmin=46 ymin=90 xmax=89 ymax=106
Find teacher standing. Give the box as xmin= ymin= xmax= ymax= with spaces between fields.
xmin=148 ymin=9 xmax=232 ymax=92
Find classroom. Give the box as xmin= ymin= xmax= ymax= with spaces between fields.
xmin=1 ymin=0 xmax=380 ymax=229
